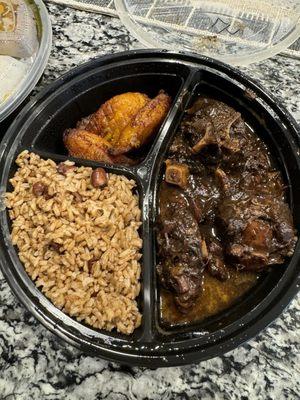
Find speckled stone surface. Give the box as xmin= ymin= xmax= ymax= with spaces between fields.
xmin=0 ymin=2 xmax=299 ymax=399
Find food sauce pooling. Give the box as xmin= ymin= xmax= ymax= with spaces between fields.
xmin=161 ymin=270 xmax=259 ymax=326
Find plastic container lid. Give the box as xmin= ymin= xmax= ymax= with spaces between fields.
xmin=115 ymin=0 xmax=300 ymax=65
xmin=0 ymin=0 xmax=52 ymax=122
xmin=0 ymin=0 xmax=39 ymax=58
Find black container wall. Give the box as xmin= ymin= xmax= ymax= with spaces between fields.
xmin=0 ymin=50 xmax=299 ymax=367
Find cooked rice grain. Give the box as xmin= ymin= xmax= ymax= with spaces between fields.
xmin=6 ymin=151 xmax=142 ymax=334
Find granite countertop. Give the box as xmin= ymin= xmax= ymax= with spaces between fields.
xmin=0 ymin=2 xmax=299 ymax=399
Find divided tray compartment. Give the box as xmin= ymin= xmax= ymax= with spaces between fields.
xmin=0 ymin=50 xmax=300 ymax=367
xmin=153 ymin=68 xmax=300 ymax=339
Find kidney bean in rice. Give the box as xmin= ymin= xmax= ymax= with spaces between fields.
xmin=5 ymin=151 xmax=143 ymax=334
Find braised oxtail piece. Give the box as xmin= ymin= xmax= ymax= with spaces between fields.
xmin=157 ymin=184 xmax=206 ymax=310
xmin=157 ymin=97 xmax=297 ymax=315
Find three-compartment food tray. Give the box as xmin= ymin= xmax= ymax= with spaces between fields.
xmin=0 ymin=50 xmax=300 ymax=367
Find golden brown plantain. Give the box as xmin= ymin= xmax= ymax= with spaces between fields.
xmin=64 ymin=129 xmax=114 ymax=163
xmin=63 ymin=129 xmax=136 ymax=165
xmin=77 ymin=92 xmax=150 ymax=142
xmin=109 ymin=91 xmax=172 ymax=155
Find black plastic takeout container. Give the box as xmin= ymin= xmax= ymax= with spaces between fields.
xmin=0 ymin=50 xmax=300 ymax=367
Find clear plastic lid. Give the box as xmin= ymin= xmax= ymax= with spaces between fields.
xmin=0 ymin=55 xmax=29 ymax=103
xmin=0 ymin=0 xmax=39 ymax=58
xmin=115 ymin=0 xmax=300 ymax=65
xmin=0 ymin=0 xmax=52 ymax=122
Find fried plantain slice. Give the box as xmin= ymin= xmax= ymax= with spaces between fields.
xmin=109 ymin=90 xmax=172 ymax=155
xmin=63 ymin=129 xmax=115 ymax=163
xmin=77 ymin=92 xmax=150 ymax=142
xmin=63 ymin=129 xmax=136 ymax=165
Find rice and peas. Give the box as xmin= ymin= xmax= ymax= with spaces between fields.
xmin=5 ymin=151 xmax=142 ymax=334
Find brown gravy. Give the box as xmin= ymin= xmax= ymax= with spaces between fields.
xmin=160 ymin=270 xmax=259 ymax=326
